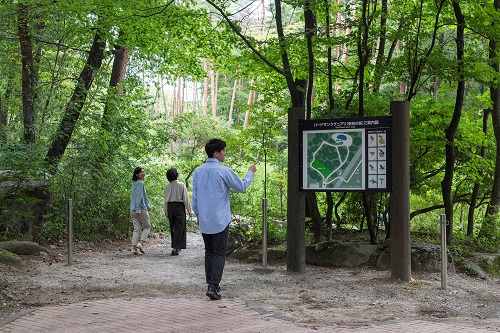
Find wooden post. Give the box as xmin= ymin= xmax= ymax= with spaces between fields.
xmin=390 ymin=101 xmax=411 ymax=281
xmin=287 ymin=107 xmax=306 ymax=273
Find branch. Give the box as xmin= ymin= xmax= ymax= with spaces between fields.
xmin=205 ymin=0 xmax=285 ymax=76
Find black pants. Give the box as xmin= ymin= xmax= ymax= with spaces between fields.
xmin=167 ymin=202 xmax=186 ymax=249
xmin=202 ymin=225 xmax=229 ymax=288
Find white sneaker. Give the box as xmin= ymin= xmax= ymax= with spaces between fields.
xmin=131 ymin=248 xmax=139 ymax=255
xmin=137 ymin=242 xmax=146 ymax=254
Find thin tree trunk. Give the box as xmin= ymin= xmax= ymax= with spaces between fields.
xmin=441 ymin=1 xmax=465 ymax=244
xmin=335 ymin=192 xmax=347 ymax=229
xmin=325 ymin=192 xmax=334 ymax=241
xmin=363 ymin=193 xmax=376 ymax=244
xmin=229 ymin=78 xmax=238 ymax=123
xmin=211 ymin=68 xmax=217 ymax=117
xmin=177 ymin=77 xmax=183 ymax=116
xmin=357 ymin=0 xmax=371 ymax=116
xmin=203 ymin=59 xmax=209 ymax=116
xmin=469 ymin=109 xmax=490 ymax=235
xmin=481 ymin=0 xmax=500 ymax=239
xmin=154 ymin=76 xmax=160 ymax=119
xmin=102 ymin=42 xmax=128 ymax=131
xmin=171 ymin=84 xmax=177 ymax=118
xmin=305 ymin=1 xmax=315 ymax=119
xmin=18 ymin=3 xmax=35 ymax=144
xmin=406 ymin=0 xmax=446 ymax=101
xmin=0 ymin=77 xmax=12 ymax=144
xmin=306 ymin=192 xmax=322 ymax=243
xmin=180 ymin=77 xmax=185 ymax=116
xmin=243 ymin=89 xmax=253 ymax=130
xmin=373 ymin=0 xmax=387 ymax=92
xmin=161 ymin=76 xmax=168 ymax=120
xmin=324 ymin=0 xmax=334 ymax=111
xmin=142 ymin=71 xmax=149 ymax=115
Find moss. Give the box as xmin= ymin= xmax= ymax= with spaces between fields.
xmin=0 ymin=249 xmax=22 ymax=267
xmin=463 ymin=261 xmax=482 ymax=277
xmin=477 ymin=255 xmax=500 ymax=277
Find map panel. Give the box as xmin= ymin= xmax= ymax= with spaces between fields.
xmin=303 ymin=129 xmax=365 ymax=190
xmin=299 ymin=116 xmax=392 ymax=192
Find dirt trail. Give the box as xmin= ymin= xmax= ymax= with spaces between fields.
xmin=1 ymin=232 xmax=499 ymax=331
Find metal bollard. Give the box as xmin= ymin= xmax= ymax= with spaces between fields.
xmin=68 ymin=199 xmax=73 ymax=266
xmin=440 ymin=214 xmax=447 ymax=289
xmin=262 ymin=197 xmax=268 ymax=268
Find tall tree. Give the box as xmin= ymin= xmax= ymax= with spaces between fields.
xmin=45 ymin=31 xmax=107 ymax=173
xmin=482 ymin=0 xmax=500 ymax=241
xmin=441 ymin=1 xmax=465 ymax=243
xmin=206 ymin=0 xmax=307 ymax=272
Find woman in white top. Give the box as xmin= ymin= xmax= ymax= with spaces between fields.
xmin=164 ymin=168 xmax=192 ymax=256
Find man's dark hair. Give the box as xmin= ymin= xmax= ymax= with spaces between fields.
xmin=166 ymin=168 xmax=179 ymax=182
xmin=205 ymin=138 xmax=226 ymax=158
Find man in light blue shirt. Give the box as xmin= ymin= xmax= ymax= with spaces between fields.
xmin=192 ymin=138 xmax=257 ymax=300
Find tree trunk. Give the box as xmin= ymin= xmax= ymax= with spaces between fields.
xmin=228 ymin=78 xmax=237 ymax=123
xmin=441 ymin=1 xmax=465 ymax=244
xmin=306 ymin=192 xmax=322 ymax=243
xmin=357 ymin=0 xmax=370 ymax=116
xmin=102 ymin=42 xmax=129 ymax=131
xmin=362 ymin=193 xmax=376 ymax=244
xmin=17 ymin=3 xmax=35 ymax=144
xmin=45 ymin=31 xmax=106 ymax=173
xmin=203 ymin=59 xmax=209 ymax=116
xmin=406 ymin=0 xmax=446 ymax=101
xmin=142 ymin=71 xmax=149 ymax=115
xmin=324 ymin=0 xmax=334 ymax=111
xmin=0 ymin=77 xmax=12 ymax=144
xmin=481 ymin=0 xmax=500 ymax=240
xmin=243 ymin=89 xmax=254 ymax=130
xmin=302 ymin=3 xmax=323 ymax=244
xmin=325 ymin=192 xmax=333 ymax=240
xmin=469 ymin=109 xmax=490 ymax=235
xmin=305 ymin=1 xmax=315 ymax=119
xmin=161 ymin=76 xmax=168 ymax=120
xmin=211 ymin=68 xmax=217 ymax=117
xmin=334 ymin=192 xmax=347 ymax=229
xmin=373 ymin=0 xmax=388 ymax=92
xmin=92 ymin=41 xmax=129 ymax=176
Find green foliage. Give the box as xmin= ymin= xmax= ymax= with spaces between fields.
xmin=1 ymin=0 xmax=500 ymax=254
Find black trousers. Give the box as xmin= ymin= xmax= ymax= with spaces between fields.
xmin=202 ymin=225 xmax=229 ymax=288
xmin=167 ymin=202 xmax=186 ymax=249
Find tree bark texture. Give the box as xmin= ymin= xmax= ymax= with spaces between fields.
xmin=304 ymin=1 xmax=315 ymax=119
xmin=306 ymin=192 xmax=322 ymax=243
xmin=441 ymin=1 xmax=465 ymax=244
xmin=102 ymin=42 xmax=129 ymax=131
xmin=17 ymin=3 xmax=35 ymax=144
xmin=373 ymin=0 xmax=388 ymax=92
xmin=468 ymin=109 xmax=490 ymax=235
xmin=482 ymin=0 xmax=500 ymax=240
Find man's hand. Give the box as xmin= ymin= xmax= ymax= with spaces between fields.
xmin=249 ymin=162 xmax=257 ymax=173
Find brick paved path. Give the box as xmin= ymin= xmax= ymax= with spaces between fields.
xmin=0 ymin=298 xmax=497 ymax=333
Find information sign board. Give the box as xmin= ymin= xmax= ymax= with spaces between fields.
xmin=299 ymin=116 xmax=392 ymax=192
